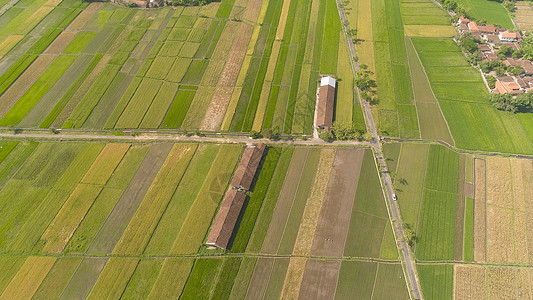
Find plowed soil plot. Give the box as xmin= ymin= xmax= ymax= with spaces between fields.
xmin=298 ymin=260 xmax=341 ymax=300
xmin=310 ymin=148 xmax=364 ymax=257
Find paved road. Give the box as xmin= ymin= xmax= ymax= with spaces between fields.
xmin=336 ymin=1 xmax=423 ymax=299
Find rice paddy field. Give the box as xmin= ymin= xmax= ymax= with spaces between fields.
xmin=514 ymin=2 xmax=533 ymax=31
xmin=384 ymin=142 xmax=533 ymax=299
xmin=343 ymin=0 xmax=420 ymax=138
xmin=0 ymin=140 xmax=407 ymax=299
xmin=0 ymin=0 xmax=364 ymax=135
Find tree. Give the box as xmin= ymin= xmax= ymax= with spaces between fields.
xmin=459 ymin=33 xmax=479 ymax=53
xmin=508 ymin=65 xmax=525 ymax=76
xmin=331 ymin=122 xmax=361 ymax=140
xmin=319 ymin=131 xmax=335 ymax=142
xmin=486 ymin=75 xmax=497 ymax=89
xmin=249 ymin=130 xmax=261 ymax=139
xmin=480 ymin=60 xmax=492 ymax=73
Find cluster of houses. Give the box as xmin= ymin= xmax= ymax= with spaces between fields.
xmin=457 ymin=16 xmax=533 ymax=94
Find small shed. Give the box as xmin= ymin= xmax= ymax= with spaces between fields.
xmin=317 ymin=76 xmax=336 ymax=132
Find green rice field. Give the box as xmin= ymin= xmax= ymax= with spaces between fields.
xmin=0 ymin=141 xmax=407 ymax=298
xmin=0 ymin=0 xmax=364 ymax=135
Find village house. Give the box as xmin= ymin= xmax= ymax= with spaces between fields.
xmin=316 ymin=76 xmax=336 ymax=132
xmin=495 ymin=78 xmax=523 ymax=94
xmin=499 ymin=31 xmax=520 ymax=43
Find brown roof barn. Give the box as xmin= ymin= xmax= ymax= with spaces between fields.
xmin=317 ymin=76 xmax=336 ymax=132
xmin=231 ymin=143 xmax=266 ymax=191
xmin=206 ymin=143 xmax=267 ymax=249
xmin=206 ymin=189 xmax=247 ymax=249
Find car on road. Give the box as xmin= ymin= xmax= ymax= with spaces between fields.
xmin=392 ymin=194 xmax=397 ymax=201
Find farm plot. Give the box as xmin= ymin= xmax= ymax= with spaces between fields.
xmin=411 ymin=35 xmax=533 ymax=154
xmin=0 ymin=142 xmax=408 ymax=299
xmin=226 ymin=0 xmax=364 ymax=135
xmin=349 ymin=0 xmax=419 ymax=138
xmin=514 ymin=2 xmax=533 ymax=31
xmin=454 ymin=265 xmax=533 ymax=299
xmin=455 ymin=0 xmax=514 ymax=28
xmin=472 ymin=156 xmax=533 ymax=265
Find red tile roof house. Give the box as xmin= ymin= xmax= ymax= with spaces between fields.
xmin=495 ymin=80 xmax=524 ymax=94
xmin=499 ymin=31 xmax=521 ymax=43
xmin=519 ymin=60 xmax=533 ymax=75
xmin=206 ymin=143 xmax=266 ymax=249
xmin=317 ymin=76 xmax=336 ymax=132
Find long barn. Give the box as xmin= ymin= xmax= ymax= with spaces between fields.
xmin=316 ymin=76 xmax=336 ymax=132
xmin=206 ymin=143 xmax=266 ymax=249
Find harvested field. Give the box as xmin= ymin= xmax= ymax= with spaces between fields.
xmin=0 ymin=256 xmax=56 ymax=300
xmin=455 ymin=265 xmax=533 ymax=300
xmin=486 ymin=157 xmax=513 ymax=209
xmin=515 ymin=2 xmax=533 ymax=31
xmin=474 ymin=158 xmax=487 ymax=262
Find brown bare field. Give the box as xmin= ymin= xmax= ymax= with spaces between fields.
xmin=280 ymin=258 xmax=307 ymax=300
xmin=486 ymin=206 xmax=515 ymax=263
xmin=244 ymin=0 xmax=263 ymax=22
xmin=298 ymin=260 xmax=340 ymax=300
xmin=245 ymin=257 xmax=274 ymax=299
xmin=486 ymin=157 xmax=513 ymax=209
xmin=200 ymin=23 xmax=253 ymax=131
xmin=0 ymin=256 xmax=56 ymax=300
xmin=0 ymin=55 xmax=55 ymax=118
xmin=292 ymin=149 xmax=335 ymax=256
xmin=454 ymin=265 xmax=486 ymax=300
xmin=52 ymin=55 xmax=111 ymax=127
xmin=474 ymin=158 xmax=486 ymax=262
xmin=65 ymin=3 xmax=103 ymax=31
xmin=514 ymin=2 xmax=533 ymax=31
xmin=44 ymin=31 xmax=78 ymax=55
xmin=464 ymin=182 xmax=474 ymax=198
xmin=310 ymin=149 xmax=364 ymax=258
xmin=200 ymin=86 xmax=233 ymax=131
